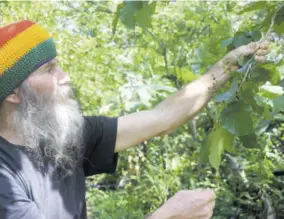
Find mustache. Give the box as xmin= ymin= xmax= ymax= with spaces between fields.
xmin=55 ymin=84 xmax=77 ymax=102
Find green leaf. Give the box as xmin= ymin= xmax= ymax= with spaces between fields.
xmin=259 ymin=85 xmax=284 ymax=99
xmin=239 ymin=82 xmax=265 ymax=116
xmin=120 ymin=1 xmax=143 ymax=29
xmin=220 ymin=37 xmax=233 ymax=49
xmin=208 ymin=123 xmax=234 ymax=169
xmin=261 ymin=63 xmax=281 ymax=85
xmin=250 ymin=67 xmax=270 ymax=84
xmin=239 ymin=1 xmax=267 ymax=14
xmin=273 ymin=95 xmax=284 ymax=112
xmin=176 ymin=67 xmax=197 ymax=83
xmin=274 ymin=22 xmax=284 ymax=35
xmin=220 ymin=101 xmax=254 ymax=136
xmin=215 ymin=77 xmax=238 ymax=103
xmin=232 ymin=32 xmax=251 ymax=48
xmin=149 ymin=1 xmax=157 ymax=14
xmin=239 ymin=134 xmax=260 ymax=149
xmin=199 ymin=134 xmax=210 ymax=165
xmin=250 ymin=31 xmax=262 ymax=41
xmin=275 ymin=4 xmax=284 ymax=25
xmin=237 ymin=56 xmax=251 ymax=67
xmin=136 ymin=2 xmax=153 ymax=28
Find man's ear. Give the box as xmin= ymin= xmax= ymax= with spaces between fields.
xmin=5 ymin=88 xmax=21 ymax=104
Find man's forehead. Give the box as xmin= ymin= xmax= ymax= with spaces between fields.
xmin=39 ymin=58 xmax=57 ymax=69
xmin=31 ymin=58 xmax=57 ymax=75
xmin=44 ymin=58 xmax=57 ymax=66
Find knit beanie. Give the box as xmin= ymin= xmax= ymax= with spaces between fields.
xmin=0 ymin=20 xmax=57 ymax=102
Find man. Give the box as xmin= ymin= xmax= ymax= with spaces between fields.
xmin=0 ymin=20 xmax=269 ymax=219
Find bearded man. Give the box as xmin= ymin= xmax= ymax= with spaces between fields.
xmin=0 ymin=20 xmax=269 ymax=219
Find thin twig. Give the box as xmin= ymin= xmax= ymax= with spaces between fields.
xmin=237 ymin=64 xmax=253 ymax=92
xmin=262 ymin=3 xmax=284 ymax=41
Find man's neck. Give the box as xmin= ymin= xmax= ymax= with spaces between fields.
xmin=0 ymin=130 xmax=24 ymax=146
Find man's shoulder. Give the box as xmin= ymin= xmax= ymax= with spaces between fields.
xmin=0 ymin=136 xmax=31 ymax=172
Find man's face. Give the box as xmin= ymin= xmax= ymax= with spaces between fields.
xmin=26 ymin=58 xmax=71 ymax=101
xmin=10 ymin=58 xmax=84 ymax=176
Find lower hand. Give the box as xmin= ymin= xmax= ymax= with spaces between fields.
xmin=149 ymin=189 xmax=216 ymax=219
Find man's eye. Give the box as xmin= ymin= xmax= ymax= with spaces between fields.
xmin=48 ymin=67 xmax=53 ymax=74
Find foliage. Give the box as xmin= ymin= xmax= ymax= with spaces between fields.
xmin=1 ymin=1 xmax=284 ymax=218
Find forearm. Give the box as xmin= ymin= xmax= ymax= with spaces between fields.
xmin=154 ymin=60 xmax=230 ymax=132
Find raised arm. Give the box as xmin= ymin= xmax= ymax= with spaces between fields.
xmin=115 ymin=41 xmax=269 ymax=152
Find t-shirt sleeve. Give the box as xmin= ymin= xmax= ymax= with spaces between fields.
xmin=83 ymin=116 xmax=118 ymax=177
xmin=0 ymin=165 xmax=45 ymax=219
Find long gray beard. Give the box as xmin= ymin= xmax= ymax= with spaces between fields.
xmin=10 ymin=81 xmax=84 ymax=176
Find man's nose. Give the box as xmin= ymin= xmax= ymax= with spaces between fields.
xmin=57 ymin=68 xmax=71 ymax=86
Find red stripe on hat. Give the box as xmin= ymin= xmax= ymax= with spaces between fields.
xmin=0 ymin=20 xmax=35 ymax=47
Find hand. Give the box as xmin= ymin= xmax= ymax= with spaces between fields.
xmin=220 ymin=40 xmax=270 ymax=72
xmin=149 ymin=189 xmax=216 ymax=219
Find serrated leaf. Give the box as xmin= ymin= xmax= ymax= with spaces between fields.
xmin=239 ymin=134 xmax=260 ymax=149
xmin=220 ymin=101 xmax=254 ymax=136
xmin=208 ymin=123 xmax=234 ymax=169
xmin=215 ymin=77 xmax=238 ymax=103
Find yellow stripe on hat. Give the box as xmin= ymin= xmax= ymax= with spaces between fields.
xmin=0 ymin=23 xmax=50 ymax=74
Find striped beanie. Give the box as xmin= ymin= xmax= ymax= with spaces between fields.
xmin=0 ymin=20 xmax=57 ymax=102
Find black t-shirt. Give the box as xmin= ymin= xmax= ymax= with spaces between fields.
xmin=0 ymin=116 xmax=118 ymax=219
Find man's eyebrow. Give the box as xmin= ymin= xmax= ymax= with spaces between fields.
xmin=43 ymin=60 xmax=57 ymax=69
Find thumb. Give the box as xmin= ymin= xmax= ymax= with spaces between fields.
xmin=234 ymin=41 xmax=260 ymax=57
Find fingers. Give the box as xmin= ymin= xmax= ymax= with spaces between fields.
xmin=236 ymin=42 xmax=258 ymax=56
xmin=255 ymin=48 xmax=268 ymax=63
xmin=254 ymin=40 xmax=269 ymax=63
xmin=259 ymin=40 xmax=269 ymax=49
xmin=255 ymin=55 xmax=266 ymax=62
xmin=247 ymin=41 xmax=260 ymax=52
xmin=241 ymin=40 xmax=269 ymax=56
xmin=256 ymin=49 xmax=269 ymax=56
